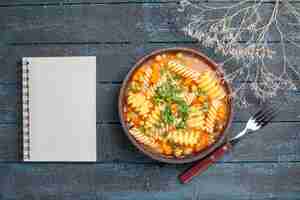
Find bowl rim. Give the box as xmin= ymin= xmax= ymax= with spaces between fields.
xmin=118 ymin=47 xmax=234 ymax=164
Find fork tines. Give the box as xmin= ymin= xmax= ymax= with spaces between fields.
xmin=253 ymin=105 xmax=279 ymax=128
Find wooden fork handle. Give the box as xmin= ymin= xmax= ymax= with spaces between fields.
xmin=179 ymin=143 xmax=232 ymax=184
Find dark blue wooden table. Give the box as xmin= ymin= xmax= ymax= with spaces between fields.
xmin=0 ymin=1 xmax=300 ymax=199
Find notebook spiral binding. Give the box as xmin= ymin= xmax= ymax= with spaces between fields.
xmin=22 ymin=59 xmax=30 ymax=161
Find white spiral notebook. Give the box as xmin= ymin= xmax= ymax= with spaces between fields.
xmin=22 ymin=57 xmax=97 ymax=162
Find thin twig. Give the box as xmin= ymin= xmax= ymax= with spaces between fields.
xmin=178 ymin=0 xmax=300 ymax=106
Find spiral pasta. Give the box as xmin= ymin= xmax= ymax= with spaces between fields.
xmin=186 ymin=107 xmax=205 ymax=130
xmin=151 ymin=124 xmax=175 ymax=140
xmin=145 ymin=105 xmax=162 ymax=129
xmin=141 ymin=67 xmax=153 ymax=89
xmin=205 ymin=100 xmax=222 ymax=133
xmin=217 ymin=102 xmax=228 ymax=121
xmin=145 ymin=85 xmax=156 ymax=98
xmin=151 ymin=129 xmax=165 ymax=141
xmin=166 ymin=129 xmax=200 ymax=146
xmin=129 ymin=127 xmax=159 ymax=149
xmin=167 ymin=60 xmax=201 ymax=82
xmin=174 ymin=148 xmax=184 ymax=158
xmin=127 ymin=92 xmax=152 ymax=117
xmin=145 ymin=80 xmax=162 ymax=99
xmin=124 ymin=51 xmax=230 ymax=158
xmin=198 ymin=71 xmax=226 ymax=100
xmin=182 ymin=92 xmax=196 ymax=105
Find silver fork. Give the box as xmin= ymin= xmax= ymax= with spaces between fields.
xmin=230 ymin=106 xmax=279 ymax=145
xmin=179 ymin=106 xmax=279 ymax=184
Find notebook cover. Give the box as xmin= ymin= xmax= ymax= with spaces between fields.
xmin=22 ymin=57 xmax=96 ymax=162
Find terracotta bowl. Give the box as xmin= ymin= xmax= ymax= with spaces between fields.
xmin=118 ymin=47 xmax=233 ymax=164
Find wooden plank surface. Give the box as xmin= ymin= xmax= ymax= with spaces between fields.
xmin=97 ymin=83 xmax=300 ymax=123
xmin=2 ymin=42 xmax=300 ymax=83
xmin=0 ymin=3 xmax=183 ymax=43
xmin=0 ymin=43 xmax=299 ymax=162
xmin=98 ymin=122 xmax=300 ymax=162
xmin=1 ymin=122 xmax=300 ymax=162
xmin=0 ymin=125 xmax=18 ymax=160
xmin=0 ymin=0 xmax=179 ymax=5
xmin=0 ymin=3 xmax=299 ymax=43
xmin=0 ymin=162 xmax=299 ymax=200
xmin=0 ymin=0 xmax=299 ymax=5
xmin=0 ymin=1 xmax=299 ymax=199
xmin=0 ymin=43 xmax=299 ymax=123
xmin=0 ymin=80 xmax=299 ymax=123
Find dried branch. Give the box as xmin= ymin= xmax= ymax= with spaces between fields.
xmin=178 ymin=0 xmax=300 ymax=106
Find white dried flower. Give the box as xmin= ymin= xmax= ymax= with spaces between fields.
xmin=179 ymin=0 xmax=300 ymax=106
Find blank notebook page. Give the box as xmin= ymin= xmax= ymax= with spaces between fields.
xmin=23 ymin=57 xmax=96 ymax=162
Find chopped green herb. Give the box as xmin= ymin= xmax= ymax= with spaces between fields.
xmin=172 ymin=95 xmax=183 ymax=103
xmin=196 ymin=88 xmax=206 ymax=96
xmin=178 ymin=101 xmax=189 ymax=120
xmin=190 ymin=107 xmax=198 ymax=113
xmin=176 ymin=120 xmax=186 ymax=129
xmin=178 ymin=101 xmax=188 ymax=114
xmin=173 ymin=74 xmax=181 ymax=80
xmin=174 ymin=100 xmax=189 ymax=129
xmin=160 ymin=68 xmax=167 ymax=75
xmin=153 ymin=79 xmax=192 ymax=129
xmin=162 ymin=104 xmax=175 ymax=124
xmin=154 ymin=81 xmax=183 ymax=103
xmin=153 ymin=95 xmax=163 ymax=105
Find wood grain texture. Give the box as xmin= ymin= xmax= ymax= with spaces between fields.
xmin=0 ymin=162 xmax=299 ymax=200
xmin=1 ymin=122 xmax=300 ymax=162
xmin=0 ymin=43 xmax=299 ymax=123
xmin=0 ymin=3 xmax=298 ymax=43
xmin=0 ymin=43 xmax=269 ymax=83
xmin=0 ymin=84 xmax=16 ymax=123
xmin=0 ymin=1 xmax=299 ymax=198
xmin=98 ymin=122 xmax=300 ymax=162
xmin=0 ymin=42 xmax=299 ymax=83
xmin=0 ymin=0 xmax=298 ymax=5
xmin=0 ymin=125 xmax=18 ymax=160
xmin=0 ymin=81 xmax=299 ymax=125
xmin=0 ymin=43 xmax=299 ymax=113
xmin=0 ymin=3 xmax=181 ymax=43
xmin=97 ymin=83 xmax=300 ymax=123
xmin=0 ymin=0 xmax=179 ymax=5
